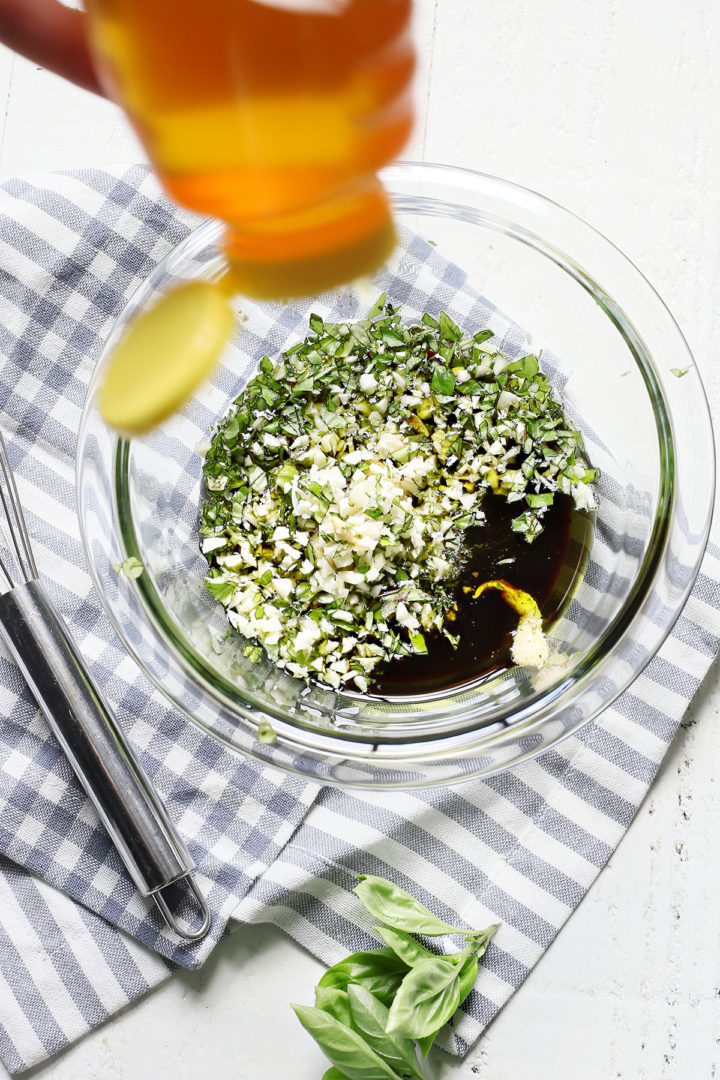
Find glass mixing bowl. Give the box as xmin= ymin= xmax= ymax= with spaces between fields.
xmin=76 ymin=162 xmax=715 ymax=788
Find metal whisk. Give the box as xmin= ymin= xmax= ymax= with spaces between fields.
xmin=0 ymin=430 xmax=210 ymax=941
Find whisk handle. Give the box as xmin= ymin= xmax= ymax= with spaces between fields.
xmin=0 ymin=580 xmax=209 ymax=938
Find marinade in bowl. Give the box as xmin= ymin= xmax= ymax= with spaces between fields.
xmin=198 ymin=299 xmax=597 ymax=699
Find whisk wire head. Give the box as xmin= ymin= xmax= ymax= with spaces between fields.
xmin=0 ymin=430 xmax=39 ymax=589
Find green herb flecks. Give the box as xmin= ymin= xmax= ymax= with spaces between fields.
xmin=112 ymin=556 xmax=144 ymax=579
xmin=200 ymin=298 xmax=597 ymax=693
xmin=256 ymin=719 xmax=277 ymax=745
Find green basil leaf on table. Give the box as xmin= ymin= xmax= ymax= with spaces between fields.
xmin=315 ymin=986 xmax=353 ymax=1028
xmin=374 ymin=926 xmax=458 ymax=969
xmin=317 ymin=948 xmax=410 ymax=1007
xmin=292 ymin=1005 xmax=399 ymax=1080
xmin=346 ymin=984 xmax=424 ymax=1080
xmin=386 ymin=957 xmax=464 ymax=1039
xmin=322 ymin=1070 xmax=353 ymax=1080
xmin=455 ymin=954 xmax=480 ymax=1010
xmin=354 ymin=876 xmax=469 ymax=937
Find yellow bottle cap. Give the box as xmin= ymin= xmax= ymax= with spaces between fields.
xmin=99 ymin=281 xmax=234 ymax=436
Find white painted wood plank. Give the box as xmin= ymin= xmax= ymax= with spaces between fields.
xmin=0 ymin=2 xmax=717 ymax=1076
xmin=0 ymin=48 xmax=143 ymax=178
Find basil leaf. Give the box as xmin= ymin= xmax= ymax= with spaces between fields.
xmin=291 ymin=1005 xmax=399 ymax=1080
xmin=322 ymin=1070 xmax=353 ymax=1080
xmin=430 ymin=366 xmax=455 ymax=396
xmin=315 ymin=987 xmax=353 ymax=1028
xmin=374 ymin=926 xmax=453 ymax=969
xmin=317 ymin=947 xmax=410 ymax=1006
xmin=415 ymin=943 xmax=490 ymax=1057
xmin=346 ymin=985 xmax=424 ymax=1080
xmin=354 ymin=876 xmax=469 ymax=937
xmin=386 ymin=958 xmax=463 ymax=1039
xmin=438 ymin=312 xmax=461 ymax=341
xmin=455 ymin=953 xmax=480 ymax=1009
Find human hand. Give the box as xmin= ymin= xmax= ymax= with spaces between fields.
xmin=0 ymin=0 xmax=103 ymax=95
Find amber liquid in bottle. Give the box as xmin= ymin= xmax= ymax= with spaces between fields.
xmin=85 ymin=0 xmax=415 ymax=298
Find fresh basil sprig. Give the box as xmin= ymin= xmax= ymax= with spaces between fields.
xmin=292 ymin=876 xmax=499 ymax=1077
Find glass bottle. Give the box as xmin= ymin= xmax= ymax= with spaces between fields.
xmin=85 ymin=0 xmax=415 ymax=298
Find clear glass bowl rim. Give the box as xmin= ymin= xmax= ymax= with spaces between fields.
xmin=77 ymin=161 xmax=716 ymax=787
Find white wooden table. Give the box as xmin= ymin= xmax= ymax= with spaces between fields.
xmin=1 ymin=3 xmax=719 ymax=1077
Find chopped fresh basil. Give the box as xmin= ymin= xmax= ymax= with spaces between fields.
xmin=257 ymin=719 xmax=277 ymax=745
xmin=430 ymin=365 xmax=455 ymax=396
xmin=112 ymin=555 xmax=144 ymax=579
xmin=200 ymin=298 xmax=597 ymax=692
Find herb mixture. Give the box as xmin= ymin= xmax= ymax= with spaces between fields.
xmin=200 ymin=297 xmax=597 ymax=692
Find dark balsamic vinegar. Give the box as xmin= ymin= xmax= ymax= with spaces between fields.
xmin=371 ymin=492 xmax=592 ymax=697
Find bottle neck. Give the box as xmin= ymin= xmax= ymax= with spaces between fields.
xmin=221 ymin=176 xmax=396 ymax=299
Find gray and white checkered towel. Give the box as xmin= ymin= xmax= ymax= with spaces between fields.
xmin=0 ymin=166 xmax=717 ymax=1074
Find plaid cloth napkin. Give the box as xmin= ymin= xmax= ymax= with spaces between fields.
xmin=0 ymin=165 xmax=717 ymax=1074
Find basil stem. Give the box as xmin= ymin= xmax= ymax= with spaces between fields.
xmin=373 ymin=926 xmax=457 ymax=969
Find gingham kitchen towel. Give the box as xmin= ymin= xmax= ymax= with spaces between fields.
xmin=0 ymin=165 xmax=323 ymax=1072
xmin=0 ymin=165 xmax=717 ymax=1074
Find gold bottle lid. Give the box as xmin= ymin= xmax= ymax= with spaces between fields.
xmin=99 ymin=281 xmax=234 ymax=436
